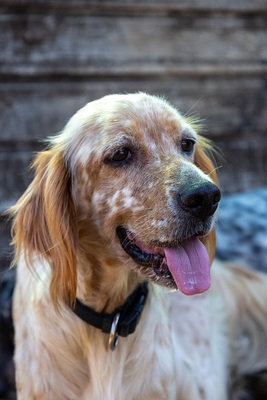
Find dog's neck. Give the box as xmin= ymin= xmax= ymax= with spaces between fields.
xmin=76 ymin=251 xmax=142 ymax=314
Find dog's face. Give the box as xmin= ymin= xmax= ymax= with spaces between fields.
xmin=64 ymin=93 xmax=220 ymax=296
xmin=11 ymin=93 xmax=220 ymax=307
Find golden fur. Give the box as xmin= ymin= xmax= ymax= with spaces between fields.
xmin=9 ymin=93 xmax=267 ymax=399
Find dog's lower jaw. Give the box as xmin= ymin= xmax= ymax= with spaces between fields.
xmin=116 ymin=226 xmax=176 ymax=288
xmin=116 ymin=226 xmax=211 ymax=295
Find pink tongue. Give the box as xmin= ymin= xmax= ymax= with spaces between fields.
xmin=164 ymin=238 xmax=211 ymax=295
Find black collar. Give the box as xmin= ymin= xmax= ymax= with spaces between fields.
xmin=73 ymin=281 xmax=149 ymax=350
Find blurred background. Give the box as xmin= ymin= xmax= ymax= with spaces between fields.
xmin=0 ymin=1 xmax=267 ymax=398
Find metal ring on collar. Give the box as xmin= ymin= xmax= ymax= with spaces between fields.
xmin=109 ymin=313 xmax=120 ymax=351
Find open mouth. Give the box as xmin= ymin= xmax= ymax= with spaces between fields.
xmin=116 ymin=226 xmax=211 ymax=296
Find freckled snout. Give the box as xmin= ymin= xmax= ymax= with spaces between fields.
xmin=178 ymin=182 xmax=221 ymax=220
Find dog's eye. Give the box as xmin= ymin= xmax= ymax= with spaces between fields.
xmin=181 ymin=139 xmax=195 ymax=154
xmin=110 ymin=147 xmax=132 ymax=163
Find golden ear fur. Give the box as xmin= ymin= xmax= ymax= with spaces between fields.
xmin=9 ymin=148 xmax=77 ymax=309
xmin=195 ymin=135 xmax=219 ymax=262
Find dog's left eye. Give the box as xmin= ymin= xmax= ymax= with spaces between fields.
xmin=110 ymin=147 xmax=132 ymax=163
xmin=181 ymin=139 xmax=195 ymax=154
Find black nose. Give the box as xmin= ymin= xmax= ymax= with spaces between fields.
xmin=178 ymin=182 xmax=221 ymax=219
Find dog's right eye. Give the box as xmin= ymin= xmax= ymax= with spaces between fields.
xmin=181 ymin=139 xmax=195 ymax=154
xmin=109 ymin=147 xmax=132 ymax=164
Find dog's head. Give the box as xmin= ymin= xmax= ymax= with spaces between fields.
xmin=10 ymin=93 xmax=220 ymax=307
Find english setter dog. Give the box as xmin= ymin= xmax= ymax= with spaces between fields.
xmin=9 ymin=93 xmax=267 ymax=399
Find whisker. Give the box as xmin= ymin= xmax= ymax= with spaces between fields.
xmin=207 ymin=165 xmax=223 ymax=177
xmin=183 ymin=96 xmax=204 ymax=118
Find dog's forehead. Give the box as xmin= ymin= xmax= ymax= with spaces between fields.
xmin=97 ymin=96 xmax=195 ymax=152
xmin=103 ymin=100 xmax=197 ymax=161
xmin=108 ymin=95 xmax=184 ymax=135
xmin=62 ymin=94 xmax=196 ymax=167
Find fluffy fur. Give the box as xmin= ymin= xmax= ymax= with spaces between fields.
xmin=9 ymin=93 xmax=267 ymax=399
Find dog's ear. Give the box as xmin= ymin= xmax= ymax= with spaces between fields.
xmin=9 ymin=148 xmax=77 ymax=309
xmin=194 ymin=136 xmax=219 ymax=262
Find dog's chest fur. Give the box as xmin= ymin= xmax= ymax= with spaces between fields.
xmin=14 ymin=261 xmax=229 ymax=400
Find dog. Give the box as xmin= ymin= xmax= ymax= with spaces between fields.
xmin=9 ymin=93 xmax=267 ymax=399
